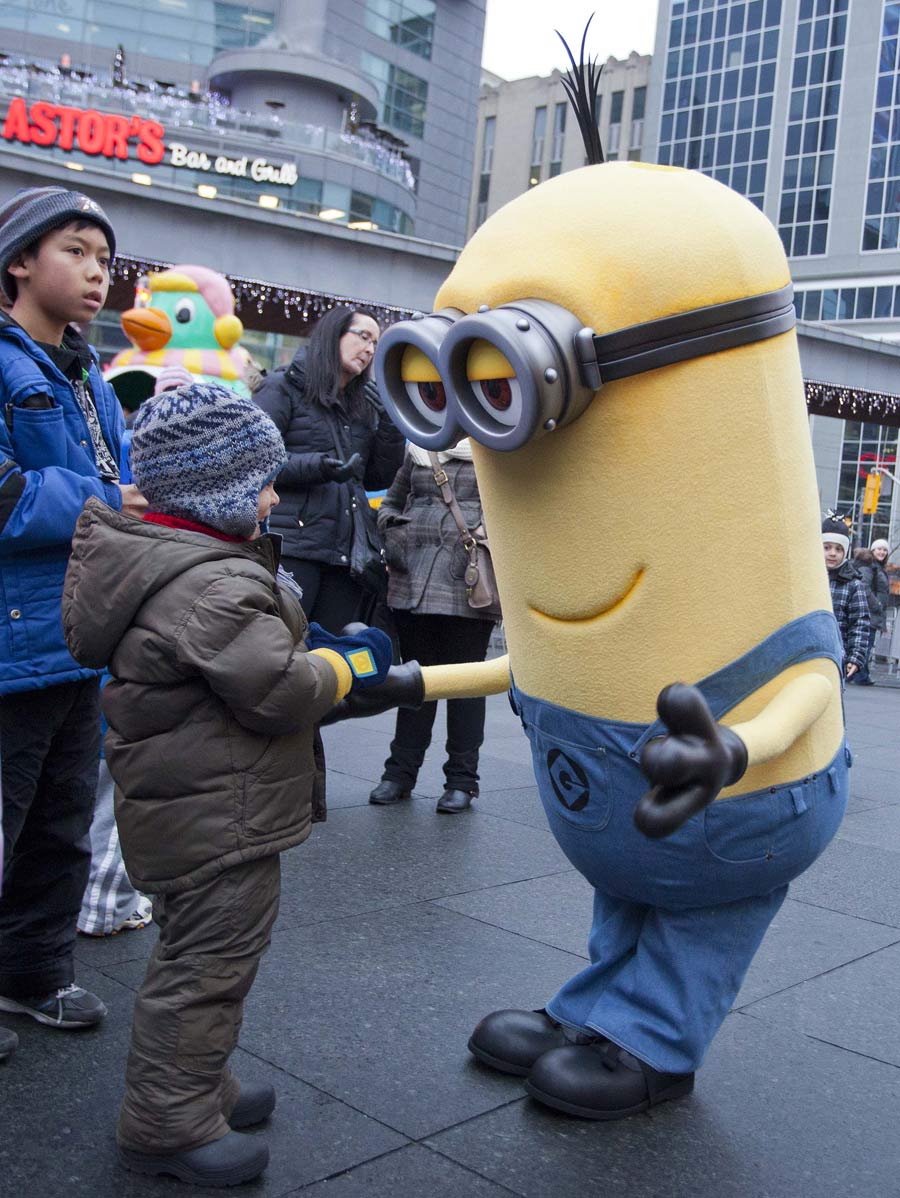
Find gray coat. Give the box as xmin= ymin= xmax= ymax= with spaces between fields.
xmin=378 ymin=452 xmax=493 ymax=620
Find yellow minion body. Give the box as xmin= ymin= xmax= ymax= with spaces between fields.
xmin=397 ymin=162 xmax=842 ymax=800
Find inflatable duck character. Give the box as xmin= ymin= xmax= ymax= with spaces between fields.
xmin=107 ymin=264 xmax=250 ymax=409
xmin=362 ymin=42 xmax=849 ymax=1124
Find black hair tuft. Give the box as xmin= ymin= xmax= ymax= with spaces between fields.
xmin=556 ymin=14 xmax=605 ymax=166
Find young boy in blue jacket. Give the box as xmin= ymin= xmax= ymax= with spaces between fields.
xmin=0 ymin=187 xmax=145 ymax=1030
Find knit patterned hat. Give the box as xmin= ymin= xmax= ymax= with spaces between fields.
xmin=130 ymin=383 xmax=286 ymax=538
xmin=822 ymin=516 xmax=851 ymax=556
xmin=0 ymin=187 xmax=116 ymax=301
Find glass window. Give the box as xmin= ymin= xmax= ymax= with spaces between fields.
xmin=365 ymin=0 xmax=435 ymax=60
xmin=481 ymin=116 xmax=496 ymax=173
xmin=531 ymin=106 xmax=547 ymax=167
xmin=361 ymin=52 xmax=428 ymax=138
xmin=550 ymin=102 xmax=566 ymax=167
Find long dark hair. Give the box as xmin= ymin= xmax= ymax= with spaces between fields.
xmin=304 ymin=305 xmax=379 ymax=416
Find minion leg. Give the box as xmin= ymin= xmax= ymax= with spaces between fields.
xmin=545 ymin=887 xmax=788 ymax=1077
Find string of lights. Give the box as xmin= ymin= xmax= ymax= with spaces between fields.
xmin=109 ymin=254 xmax=414 ymax=329
xmin=805 ymin=379 xmax=900 ymax=427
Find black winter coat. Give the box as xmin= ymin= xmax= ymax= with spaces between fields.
xmin=253 ymin=357 xmax=405 ymax=565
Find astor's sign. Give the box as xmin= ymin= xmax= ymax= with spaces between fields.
xmin=2 ymin=97 xmax=298 ymax=186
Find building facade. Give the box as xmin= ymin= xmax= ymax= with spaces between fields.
xmin=644 ymin=0 xmax=900 ymax=544
xmin=0 ymin=0 xmax=487 ymax=351
xmin=466 ymin=53 xmax=651 ymax=236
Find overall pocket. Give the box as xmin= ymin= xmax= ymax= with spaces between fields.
xmin=527 ymin=725 xmax=613 ymax=832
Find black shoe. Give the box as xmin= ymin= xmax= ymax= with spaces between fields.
xmin=118 ymin=1131 xmax=269 ymax=1186
xmin=228 ymin=1081 xmax=276 ymax=1128
xmin=369 ymin=780 xmax=411 ymax=805
xmin=468 ymin=1009 xmax=573 ymax=1076
xmin=436 ymin=788 xmax=475 ymax=813
xmin=0 ymin=984 xmax=107 ymax=1029
xmin=0 ymin=1026 xmax=17 ymax=1062
xmin=525 ymin=1040 xmax=694 ymax=1120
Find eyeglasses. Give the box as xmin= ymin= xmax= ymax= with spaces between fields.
xmin=348 ymin=326 xmax=378 ymax=347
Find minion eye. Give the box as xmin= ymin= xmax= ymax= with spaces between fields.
xmin=407 ymin=379 xmax=446 ymax=412
xmin=175 ymin=298 xmax=195 ymax=324
xmin=479 ymin=378 xmax=513 ymax=411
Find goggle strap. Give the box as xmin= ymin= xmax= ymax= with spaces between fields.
xmin=591 ymin=281 xmax=796 ymax=384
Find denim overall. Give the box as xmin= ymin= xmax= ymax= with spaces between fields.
xmin=511 ymin=610 xmax=849 ymax=1075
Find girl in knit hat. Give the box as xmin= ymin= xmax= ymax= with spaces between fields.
xmin=62 ymin=382 xmax=399 ymax=1186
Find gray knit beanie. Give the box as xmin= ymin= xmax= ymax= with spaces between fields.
xmin=0 ymin=187 xmax=116 ymax=301
xmin=130 ymin=383 xmax=286 ymax=538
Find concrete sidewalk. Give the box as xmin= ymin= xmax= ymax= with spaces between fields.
xmin=3 ymin=687 xmax=899 ymax=1196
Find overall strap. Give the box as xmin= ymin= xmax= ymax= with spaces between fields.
xmin=631 ymin=609 xmax=843 ymax=754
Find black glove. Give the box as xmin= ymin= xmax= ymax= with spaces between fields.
xmin=321 ymin=452 xmax=362 ymax=482
xmin=320 ymin=661 xmax=424 ymax=725
xmin=633 ymin=683 xmax=748 ymax=840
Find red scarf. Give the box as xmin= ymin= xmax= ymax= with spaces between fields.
xmin=143 ymin=511 xmax=248 ymax=544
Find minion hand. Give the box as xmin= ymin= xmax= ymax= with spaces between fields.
xmin=319 ymin=661 xmax=424 ymax=725
xmin=634 ymin=683 xmax=748 ymax=840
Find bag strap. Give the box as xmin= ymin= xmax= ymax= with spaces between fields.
xmin=428 ymin=452 xmax=478 ymax=550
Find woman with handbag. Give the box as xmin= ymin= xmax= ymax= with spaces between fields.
xmin=370 ymin=440 xmax=500 ymax=813
xmin=253 ymin=306 xmax=404 ymax=632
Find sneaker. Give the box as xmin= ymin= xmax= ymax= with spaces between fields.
xmin=79 ymin=895 xmax=153 ymax=938
xmin=117 ymin=895 xmax=153 ymax=932
xmin=0 ymin=984 xmax=107 ymax=1029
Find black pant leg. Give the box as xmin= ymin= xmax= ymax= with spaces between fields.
xmin=442 ymin=618 xmax=496 ymax=792
xmin=381 ymin=611 xmax=441 ymax=788
xmin=281 ymin=557 xmax=322 ymax=623
xmin=0 ymin=678 xmax=101 ymax=996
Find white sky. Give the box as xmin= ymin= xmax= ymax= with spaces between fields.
xmin=481 ymin=0 xmax=659 ymax=81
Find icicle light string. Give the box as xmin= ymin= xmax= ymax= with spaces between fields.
xmin=805 ymin=379 xmax=900 ymax=425
xmin=110 ymin=254 xmax=414 ymax=327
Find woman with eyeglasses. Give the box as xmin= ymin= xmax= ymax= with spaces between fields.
xmin=254 ymin=305 xmax=405 ymax=633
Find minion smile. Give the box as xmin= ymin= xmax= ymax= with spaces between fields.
xmin=528 ymin=568 xmax=645 ymax=625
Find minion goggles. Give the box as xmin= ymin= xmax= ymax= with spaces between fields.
xmin=375 ymin=282 xmax=795 ymax=452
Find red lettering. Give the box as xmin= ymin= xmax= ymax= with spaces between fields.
xmin=102 ymin=114 xmax=131 ymax=159
xmin=76 ymin=110 xmax=106 ymax=155
xmin=28 ymin=101 xmax=59 ymax=147
xmin=137 ymin=120 xmax=165 ymax=165
xmin=56 ymin=106 xmax=79 ymax=150
xmin=2 ymin=97 xmax=31 ymax=143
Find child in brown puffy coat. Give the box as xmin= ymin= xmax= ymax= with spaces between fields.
xmin=63 ymin=383 xmax=393 ymax=1187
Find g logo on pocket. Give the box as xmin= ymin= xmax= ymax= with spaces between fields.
xmin=547 ymin=748 xmax=590 ymax=811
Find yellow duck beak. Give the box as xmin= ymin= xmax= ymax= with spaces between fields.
xmin=122 ymin=306 xmax=172 ymax=352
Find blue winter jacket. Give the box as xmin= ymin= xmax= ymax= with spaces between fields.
xmin=0 ymin=316 xmax=124 ymax=695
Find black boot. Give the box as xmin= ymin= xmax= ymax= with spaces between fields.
xmin=118 ymin=1130 xmax=269 ymax=1186
xmin=525 ymin=1040 xmax=694 ymax=1120
xmin=468 ymin=1009 xmax=573 ymax=1076
xmin=436 ymin=788 xmax=475 ymax=813
xmin=227 ymin=1081 xmax=276 ymax=1128
xmin=369 ymin=780 xmax=411 ymax=805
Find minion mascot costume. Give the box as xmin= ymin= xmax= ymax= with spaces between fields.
xmin=346 ymin=22 xmax=850 ymax=1122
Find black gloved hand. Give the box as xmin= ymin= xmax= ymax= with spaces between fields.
xmin=319 ymin=661 xmax=424 ymax=725
xmin=633 ymin=683 xmax=748 ymax=840
xmin=320 ymin=452 xmax=362 ymax=482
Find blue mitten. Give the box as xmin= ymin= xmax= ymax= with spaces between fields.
xmin=306 ymin=622 xmax=392 ymax=689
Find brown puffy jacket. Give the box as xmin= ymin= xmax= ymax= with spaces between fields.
xmin=62 ymin=498 xmax=341 ymax=894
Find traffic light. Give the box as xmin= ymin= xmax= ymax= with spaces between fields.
xmin=862 ymin=471 xmax=882 ymax=515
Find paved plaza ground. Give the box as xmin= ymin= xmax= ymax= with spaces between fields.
xmin=2 ymin=684 xmax=899 ymax=1197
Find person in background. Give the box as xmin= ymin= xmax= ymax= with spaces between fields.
xmin=253 ymin=306 xmax=404 ymax=633
xmin=822 ymin=517 xmax=870 ymax=681
xmin=0 ymin=187 xmax=145 ymax=1032
xmin=851 ymin=546 xmax=889 ymax=685
xmin=371 ymin=439 xmax=498 ymax=813
xmin=871 ymin=538 xmax=894 ymax=607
